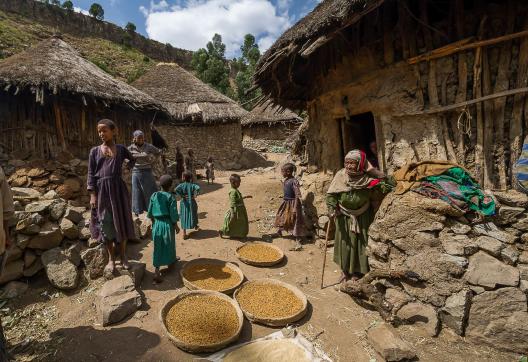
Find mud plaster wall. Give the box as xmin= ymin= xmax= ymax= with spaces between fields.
xmin=306 ymin=51 xmax=448 ymax=174
xmin=242 ymin=123 xmax=299 ymax=141
xmin=158 ymin=122 xmax=243 ymax=169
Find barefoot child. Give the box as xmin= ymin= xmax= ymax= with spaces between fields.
xmin=272 ymin=163 xmax=307 ymax=250
xmin=175 ymin=171 xmax=200 ymax=239
xmin=205 ymin=156 xmax=215 ymax=185
xmin=88 ymin=119 xmax=136 ymax=272
xmin=219 ymin=174 xmax=249 ymax=239
xmin=148 ymin=175 xmax=180 ymax=283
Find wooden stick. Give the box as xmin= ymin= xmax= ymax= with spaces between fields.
xmin=473 ymin=18 xmax=486 ymax=185
xmin=454 ymin=0 xmax=467 ymax=164
xmin=320 ymin=216 xmax=333 ymax=290
xmin=408 ymin=29 xmax=528 ymax=64
xmin=53 ymin=99 xmax=66 ymax=151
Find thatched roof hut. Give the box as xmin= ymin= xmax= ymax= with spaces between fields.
xmin=133 ymin=63 xmax=248 ymax=169
xmin=0 ymin=36 xmax=167 ymax=159
xmin=241 ymin=101 xmax=303 ymax=151
xmin=0 ymin=36 xmax=162 ymax=110
xmin=254 ymin=0 xmax=528 ymax=190
xmin=133 ymin=63 xmax=246 ymax=124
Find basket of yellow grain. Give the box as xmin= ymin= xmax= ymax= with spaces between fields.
xmin=234 ymin=278 xmax=308 ymax=327
xmin=181 ymin=258 xmax=244 ymax=294
xmin=236 ymin=242 xmax=284 ymax=267
xmin=160 ymin=290 xmax=244 ymax=353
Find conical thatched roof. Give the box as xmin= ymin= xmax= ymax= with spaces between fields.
xmin=241 ymin=101 xmax=303 ymax=127
xmin=0 ymin=36 xmax=162 ymax=110
xmin=132 ymin=63 xmax=247 ymax=124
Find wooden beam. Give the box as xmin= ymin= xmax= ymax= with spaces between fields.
xmin=397 ymin=87 xmax=528 ymax=116
xmin=53 ymin=99 xmax=66 ymax=151
xmin=408 ymin=29 xmax=528 ymax=64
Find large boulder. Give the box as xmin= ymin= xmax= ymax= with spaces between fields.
xmin=464 ymin=251 xmax=519 ymax=288
xmin=495 ymin=206 xmax=525 ymax=225
xmin=63 ymin=207 xmax=84 ymax=224
xmin=0 ymin=260 xmax=24 ymax=284
xmin=475 ymin=236 xmax=503 ymax=257
xmin=80 ymin=245 xmax=108 ymax=279
xmin=466 ymin=287 xmax=528 ymax=353
xmin=49 ymin=201 xmax=67 ymax=221
xmin=97 ymin=275 xmax=141 ymax=326
xmin=41 ymin=248 xmax=79 ymax=290
xmin=28 ymin=223 xmax=63 ymax=250
xmin=473 ymin=222 xmax=517 ymax=244
xmin=24 ymin=200 xmax=54 ymax=214
xmin=367 ymin=323 xmax=416 ymax=361
xmin=493 ymin=190 xmax=528 ymax=208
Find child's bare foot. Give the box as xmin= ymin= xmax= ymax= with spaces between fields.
xmin=153 ymin=269 xmax=162 ymax=284
xmin=104 ymin=260 xmax=116 ymax=273
xmin=183 ymin=234 xmax=189 ymax=240
xmin=218 ymin=230 xmax=224 ymax=238
xmin=289 ymin=240 xmax=303 ymax=251
xmin=121 ymin=257 xmax=130 ymax=270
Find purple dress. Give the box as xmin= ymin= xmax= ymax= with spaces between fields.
xmin=88 ymin=145 xmax=136 ymax=244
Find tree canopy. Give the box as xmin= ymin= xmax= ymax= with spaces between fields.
xmin=125 ymin=22 xmax=136 ymax=33
xmin=61 ymin=0 xmax=73 ymax=11
xmin=191 ymin=34 xmax=232 ymax=97
xmin=234 ymin=34 xmax=261 ymax=110
xmin=89 ymin=3 xmax=104 ymax=20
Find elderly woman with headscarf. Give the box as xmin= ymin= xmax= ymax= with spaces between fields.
xmin=326 ymin=150 xmax=393 ymax=282
xmin=128 ymin=130 xmax=160 ymax=215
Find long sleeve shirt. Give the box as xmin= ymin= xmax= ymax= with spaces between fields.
xmin=128 ymin=142 xmax=160 ymax=171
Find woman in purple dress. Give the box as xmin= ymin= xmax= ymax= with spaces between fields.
xmin=88 ymin=119 xmax=136 ymax=272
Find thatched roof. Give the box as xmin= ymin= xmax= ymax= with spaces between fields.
xmin=241 ymin=101 xmax=303 ymax=127
xmin=0 ymin=36 xmax=163 ymax=111
xmin=254 ymin=0 xmax=385 ymax=109
xmin=132 ymin=63 xmax=247 ymax=124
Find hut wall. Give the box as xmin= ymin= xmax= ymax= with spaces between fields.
xmin=0 ymin=91 xmax=155 ymax=160
xmin=306 ymin=54 xmax=448 ymax=173
xmin=158 ymin=122 xmax=243 ymax=169
xmin=242 ymin=123 xmax=300 ymax=151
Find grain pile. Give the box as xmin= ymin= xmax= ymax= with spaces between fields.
xmin=182 ymin=263 xmax=242 ymax=291
xmin=223 ymin=339 xmax=310 ymax=362
xmin=236 ymin=284 xmax=303 ymax=319
xmin=165 ymin=295 xmax=239 ymax=345
xmin=238 ymin=244 xmax=282 ymax=263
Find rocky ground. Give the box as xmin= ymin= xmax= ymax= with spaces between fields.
xmin=0 ymin=159 xmax=523 ymax=361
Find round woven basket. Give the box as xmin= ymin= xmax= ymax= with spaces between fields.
xmin=235 ymin=242 xmax=285 ymax=267
xmin=180 ymin=258 xmax=244 ymax=294
xmin=160 ymin=290 xmax=244 ymax=353
xmin=234 ymin=278 xmax=308 ymax=327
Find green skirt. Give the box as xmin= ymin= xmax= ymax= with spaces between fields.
xmin=333 ymin=209 xmax=373 ymax=275
xmin=221 ymin=205 xmax=249 ymax=238
xmin=152 ymin=217 xmax=176 ymax=267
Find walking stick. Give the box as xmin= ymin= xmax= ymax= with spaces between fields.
xmin=320 ymin=216 xmax=333 ymax=289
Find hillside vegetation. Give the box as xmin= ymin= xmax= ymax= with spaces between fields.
xmin=0 ymin=9 xmax=154 ymax=83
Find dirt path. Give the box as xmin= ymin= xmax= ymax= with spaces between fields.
xmin=6 ymin=166 xmax=517 ymax=361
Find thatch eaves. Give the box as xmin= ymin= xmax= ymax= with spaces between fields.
xmin=254 ymin=0 xmax=384 ymax=109
xmin=0 ymin=36 xmax=164 ymax=111
xmin=132 ymin=63 xmax=248 ymax=124
xmin=241 ymin=101 xmax=303 ymax=127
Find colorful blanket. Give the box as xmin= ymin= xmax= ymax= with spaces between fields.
xmin=514 ymin=138 xmax=528 ymax=193
xmin=413 ymin=167 xmax=495 ymax=216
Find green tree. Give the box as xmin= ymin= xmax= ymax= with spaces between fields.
xmin=62 ymin=1 xmax=74 ymax=11
xmin=125 ymin=22 xmax=136 ymax=33
xmin=89 ymin=3 xmax=104 ymax=20
xmin=51 ymin=0 xmax=61 ymax=5
xmin=191 ymin=34 xmax=232 ymax=96
xmin=234 ymin=34 xmax=261 ymax=110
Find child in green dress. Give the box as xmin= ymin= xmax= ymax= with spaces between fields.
xmin=219 ymin=174 xmax=250 ymax=239
xmin=147 ymin=175 xmax=180 ymax=283
xmin=175 ymin=171 xmax=200 ymax=239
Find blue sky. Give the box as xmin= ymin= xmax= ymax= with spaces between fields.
xmin=72 ymin=0 xmax=320 ymax=57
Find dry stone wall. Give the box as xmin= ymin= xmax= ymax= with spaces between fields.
xmin=366 ymin=190 xmax=528 ymax=353
xmin=158 ymin=122 xmax=244 ymax=170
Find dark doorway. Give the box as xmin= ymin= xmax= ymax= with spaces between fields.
xmin=338 ymin=112 xmax=378 ymax=166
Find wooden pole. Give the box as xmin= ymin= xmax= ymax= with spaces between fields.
xmin=454 ymin=0 xmax=467 ymax=164
xmin=473 ymin=17 xmax=487 ymax=185
xmin=408 ymin=29 xmax=528 ymax=64
xmin=320 ymin=216 xmax=333 ymax=290
xmin=53 ymin=99 xmax=66 ymax=151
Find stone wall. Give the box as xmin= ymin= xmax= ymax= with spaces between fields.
xmin=366 ymin=190 xmax=528 ymax=353
xmin=158 ymin=122 xmax=243 ymax=170
xmin=242 ymin=123 xmax=299 ymax=151
xmin=0 ymin=0 xmax=192 ymax=67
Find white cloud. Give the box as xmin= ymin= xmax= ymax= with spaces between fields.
xmin=74 ymin=6 xmax=89 ymax=15
xmin=141 ymin=0 xmax=291 ymax=57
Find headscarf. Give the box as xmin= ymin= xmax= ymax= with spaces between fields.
xmin=133 ymin=130 xmax=144 ymax=138
xmin=327 ymin=150 xmax=377 ymax=194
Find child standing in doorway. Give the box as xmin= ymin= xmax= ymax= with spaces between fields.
xmin=205 ymin=156 xmax=215 ymax=185
xmin=219 ymin=174 xmax=249 ymax=239
xmin=88 ymin=119 xmax=136 ymax=273
xmin=175 ymin=171 xmax=200 ymax=239
xmin=272 ymin=163 xmax=307 ymax=251
xmin=148 ymin=175 xmax=180 ymax=283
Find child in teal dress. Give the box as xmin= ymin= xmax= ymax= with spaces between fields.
xmin=147 ymin=175 xmax=180 ymax=283
xmin=175 ymin=171 xmax=200 ymax=239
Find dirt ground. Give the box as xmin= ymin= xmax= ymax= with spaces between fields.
xmin=3 ymin=158 xmax=520 ymax=362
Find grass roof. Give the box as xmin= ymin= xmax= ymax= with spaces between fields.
xmin=241 ymin=100 xmax=303 ymax=127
